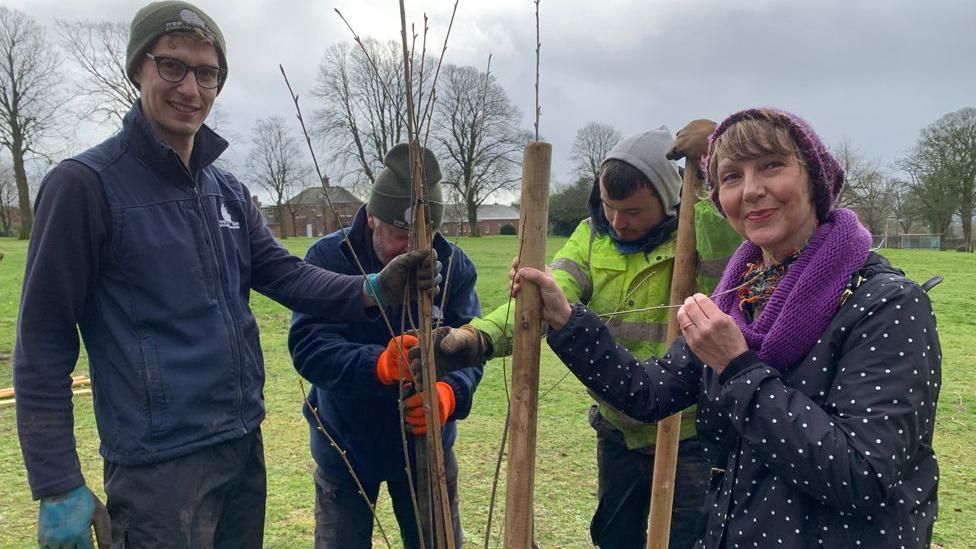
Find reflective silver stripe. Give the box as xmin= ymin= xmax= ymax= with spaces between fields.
xmin=551 ymin=258 xmax=593 ymax=304
xmin=606 ymin=319 xmax=668 ymax=342
xmin=699 ymin=256 xmax=730 ymax=279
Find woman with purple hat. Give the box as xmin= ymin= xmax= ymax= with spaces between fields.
xmin=516 ymin=108 xmax=941 ymax=548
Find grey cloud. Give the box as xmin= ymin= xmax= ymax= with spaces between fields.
xmin=6 ymin=0 xmax=975 ymax=186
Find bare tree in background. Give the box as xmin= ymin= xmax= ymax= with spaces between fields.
xmin=0 ymin=163 xmax=15 ymax=236
xmin=570 ymin=121 xmax=621 ymax=182
xmin=57 ymin=20 xmax=137 ymax=127
xmin=898 ymin=156 xmax=959 ymax=239
xmin=313 ymin=39 xmax=422 ymax=194
xmin=246 ymin=116 xmax=309 ymax=239
xmin=205 ymin=104 xmax=236 ymax=172
xmin=906 ymin=108 xmax=976 ymax=250
xmin=836 ymin=139 xmax=893 ymax=234
xmin=433 ymin=64 xmax=525 ymax=236
xmin=888 ymin=177 xmax=919 ymax=235
xmin=0 ymin=7 xmax=64 ymax=239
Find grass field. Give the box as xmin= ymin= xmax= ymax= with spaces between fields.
xmin=0 ymin=235 xmax=973 ymax=548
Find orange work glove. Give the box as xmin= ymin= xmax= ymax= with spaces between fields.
xmin=404 ymin=382 xmax=456 ymax=436
xmin=376 ymin=334 xmax=418 ymax=385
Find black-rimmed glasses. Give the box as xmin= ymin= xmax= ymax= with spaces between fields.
xmin=145 ymin=53 xmax=226 ymax=90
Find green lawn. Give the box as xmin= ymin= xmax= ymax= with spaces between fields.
xmin=0 ymin=236 xmax=973 ymax=548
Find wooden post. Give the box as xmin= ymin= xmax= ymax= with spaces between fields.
xmin=646 ymin=163 xmax=702 ymax=548
xmin=503 ymin=141 xmax=551 ymax=548
xmin=0 ymin=375 xmax=90 ymax=400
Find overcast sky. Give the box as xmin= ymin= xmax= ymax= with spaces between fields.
xmin=8 ymin=0 xmax=976 ymax=198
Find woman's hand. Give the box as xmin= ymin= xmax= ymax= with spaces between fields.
xmin=677 ymin=293 xmax=749 ymax=374
xmin=514 ymin=267 xmax=573 ymax=330
xmin=508 ymin=255 xmax=520 ymax=286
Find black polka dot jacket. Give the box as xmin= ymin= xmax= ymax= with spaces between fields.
xmin=547 ymin=253 xmax=941 ymax=548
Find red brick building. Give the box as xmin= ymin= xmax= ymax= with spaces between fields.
xmin=440 ymin=204 xmax=520 ymax=236
xmin=262 ymin=186 xmax=363 ymax=238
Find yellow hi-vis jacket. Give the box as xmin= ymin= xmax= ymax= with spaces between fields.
xmin=471 ymin=200 xmax=741 ymax=449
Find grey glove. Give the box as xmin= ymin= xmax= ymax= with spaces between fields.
xmin=408 ymin=325 xmax=492 ymax=382
xmin=365 ymin=250 xmax=442 ymax=306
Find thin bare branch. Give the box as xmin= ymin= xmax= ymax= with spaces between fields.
xmin=534 ymin=0 xmax=541 ymax=141
xmin=300 ymin=381 xmax=392 ymax=548
xmin=418 ymin=0 xmax=460 ymax=133
xmin=334 ymin=9 xmax=411 ymax=131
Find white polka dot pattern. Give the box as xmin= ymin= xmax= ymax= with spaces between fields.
xmin=546 ymin=256 xmax=941 ymax=548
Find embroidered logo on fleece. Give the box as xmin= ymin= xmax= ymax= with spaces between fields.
xmin=218 ymin=203 xmax=240 ymax=230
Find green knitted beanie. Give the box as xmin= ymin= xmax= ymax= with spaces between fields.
xmin=126 ymin=1 xmax=227 ymax=93
xmin=367 ymin=143 xmax=444 ymax=230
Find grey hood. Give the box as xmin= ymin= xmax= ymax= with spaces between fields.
xmin=601 ymin=126 xmax=682 ymax=216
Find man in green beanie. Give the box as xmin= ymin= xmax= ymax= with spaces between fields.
xmin=15 ymin=3 xmax=439 ymax=548
xmin=290 ymin=143 xmax=483 ymax=548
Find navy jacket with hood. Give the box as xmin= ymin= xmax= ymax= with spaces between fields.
xmin=289 ymin=206 xmax=483 ymax=486
xmin=15 ymin=102 xmax=368 ymax=499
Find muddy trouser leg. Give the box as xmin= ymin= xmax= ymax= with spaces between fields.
xmin=391 ymin=447 xmax=463 ymax=549
xmin=213 ymin=429 xmax=266 ymax=549
xmin=589 ymin=430 xmax=708 ymax=549
xmin=103 ymin=429 xmax=266 ymax=549
xmin=313 ymin=466 xmax=381 ymax=549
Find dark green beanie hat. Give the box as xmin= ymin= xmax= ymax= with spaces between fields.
xmin=367 ymin=143 xmax=444 ymax=230
xmin=126 ymin=1 xmax=228 ymax=94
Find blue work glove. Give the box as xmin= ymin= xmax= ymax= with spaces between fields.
xmin=38 ymin=485 xmax=111 ymax=549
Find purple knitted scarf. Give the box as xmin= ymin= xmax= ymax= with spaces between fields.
xmin=712 ymin=208 xmax=872 ymax=371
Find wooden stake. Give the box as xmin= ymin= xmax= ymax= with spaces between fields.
xmin=1 ymin=388 xmax=93 ymax=411
xmin=0 ymin=375 xmax=90 ymax=400
xmin=503 ymin=141 xmax=551 ymax=548
xmin=646 ymin=163 xmax=702 ymax=549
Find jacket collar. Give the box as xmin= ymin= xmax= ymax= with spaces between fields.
xmin=121 ymin=99 xmax=229 ymax=178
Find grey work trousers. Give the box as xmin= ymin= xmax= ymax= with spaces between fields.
xmin=313 ymin=448 xmax=462 ymax=548
xmin=103 ymin=428 xmax=266 ymax=549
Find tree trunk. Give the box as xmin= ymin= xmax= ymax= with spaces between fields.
xmin=466 ymin=201 xmax=479 ymax=237
xmin=12 ymin=136 xmax=32 ymax=240
xmin=937 ymin=217 xmax=951 ymax=249
xmin=960 ymin=204 xmax=974 ymax=252
xmin=275 ymin=201 xmax=289 ymax=239
xmin=899 ymin=216 xmax=913 ymax=235
xmin=0 ymin=201 xmax=10 ymax=235
xmin=287 ymin=207 xmax=300 ymax=239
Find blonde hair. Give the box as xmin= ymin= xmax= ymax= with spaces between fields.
xmin=707 ymin=110 xmax=806 ymax=185
xmin=161 ymin=29 xmax=215 ymax=48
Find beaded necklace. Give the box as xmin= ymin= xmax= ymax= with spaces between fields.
xmin=736 ymin=249 xmax=802 ymax=316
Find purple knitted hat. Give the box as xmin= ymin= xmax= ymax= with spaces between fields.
xmin=704 ymin=108 xmax=844 ymax=222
